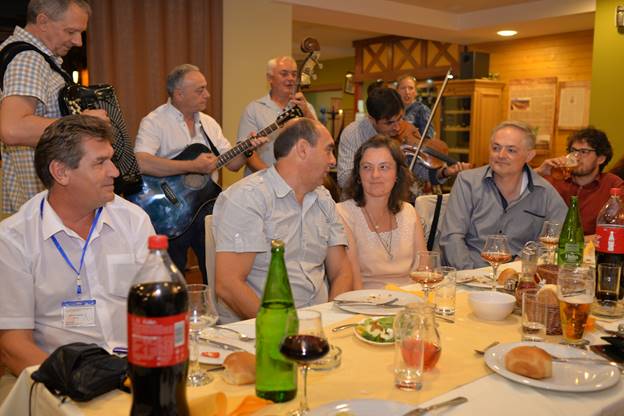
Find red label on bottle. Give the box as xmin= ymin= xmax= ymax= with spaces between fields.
xmin=596 ymin=225 xmax=624 ymax=254
xmin=128 ymin=312 xmax=188 ymax=367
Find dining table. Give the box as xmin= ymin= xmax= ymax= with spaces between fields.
xmin=1 ymin=263 xmax=623 ymax=416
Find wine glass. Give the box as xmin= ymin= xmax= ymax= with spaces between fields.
xmin=539 ymin=221 xmax=561 ymax=264
xmin=187 ymin=284 xmax=219 ymax=386
xmin=280 ymin=310 xmax=329 ymax=415
xmin=480 ymin=235 xmax=512 ymax=291
xmin=410 ymin=251 xmax=443 ymax=302
xmin=557 ymin=265 xmax=595 ymax=346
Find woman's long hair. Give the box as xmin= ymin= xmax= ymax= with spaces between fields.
xmin=344 ymin=135 xmax=413 ymax=214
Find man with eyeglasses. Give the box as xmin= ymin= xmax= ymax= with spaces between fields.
xmin=536 ymin=127 xmax=623 ymax=235
xmin=337 ymin=87 xmax=467 ymax=195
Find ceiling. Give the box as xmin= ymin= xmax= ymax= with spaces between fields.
xmin=288 ymin=0 xmax=596 ymax=59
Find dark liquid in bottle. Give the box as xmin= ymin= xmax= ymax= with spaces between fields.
xmin=280 ymin=335 xmax=330 ymax=363
xmin=128 ymin=282 xmax=189 ymax=416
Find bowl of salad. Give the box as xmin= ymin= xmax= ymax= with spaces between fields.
xmin=354 ymin=316 xmax=395 ymax=345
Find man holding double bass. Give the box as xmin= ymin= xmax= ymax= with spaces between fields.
xmin=238 ymin=55 xmax=317 ymax=176
xmin=0 ymin=0 xmax=108 ymax=215
xmin=134 ymin=64 xmax=264 ymax=283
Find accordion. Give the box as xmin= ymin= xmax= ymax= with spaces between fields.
xmin=60 ymin=84 xmax=142 ymax=195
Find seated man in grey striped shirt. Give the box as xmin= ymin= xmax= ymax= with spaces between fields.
xmin=440 ymin=120 xmax=567 ymax=269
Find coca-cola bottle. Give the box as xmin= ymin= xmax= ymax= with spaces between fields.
xmin=128 ymin=235 xmax=190 ymax=415
xmin=596 ymin=187 xmax=624 ymax=299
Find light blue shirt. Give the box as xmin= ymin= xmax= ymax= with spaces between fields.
xmin=213 ymin=166 xmax=347 ymax=309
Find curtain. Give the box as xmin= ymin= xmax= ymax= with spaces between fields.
xmin=87 ymin=0 xmax=223 ymax=138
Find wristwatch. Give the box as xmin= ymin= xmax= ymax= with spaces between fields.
xmin=244 ymin=150 xmax=254 ymax=158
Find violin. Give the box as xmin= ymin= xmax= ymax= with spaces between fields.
xmin=395 ymin=119 xmax=457 ymax=170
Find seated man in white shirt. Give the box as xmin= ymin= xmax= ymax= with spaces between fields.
xmin=0 ymin=115 xmax=155 ymax=376
xmin=213 ymin=118 xmax=353 ymax=321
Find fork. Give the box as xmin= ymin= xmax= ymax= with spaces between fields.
xmin=214 ymin=326 xmax=255 ymax=342
xmin=474 ymin=341 xmax=500 ymax=355
xmin=402 ymin=396 xmax=468 ymax=416
xmin=334 ymin=297 xmax=399 ymax=306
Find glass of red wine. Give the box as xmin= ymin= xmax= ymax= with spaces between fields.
xmin=481 ymin=235 xmax=512 ymax=291
xmin=279 ymin=309 xmax=329 ymax=415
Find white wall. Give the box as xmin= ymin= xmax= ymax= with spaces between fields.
xmin=222 ymin=0 xmax=292 ymax=187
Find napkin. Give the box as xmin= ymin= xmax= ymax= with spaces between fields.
xmin=188 ymin=393 xmax=271 ymax=416
xmin=189 ymin=392 xmax=227 ymax=416
xmin=384 ymin=283 xmax=425 ymax=298
xmin=228 ymin=396 xmax=273 ymax=416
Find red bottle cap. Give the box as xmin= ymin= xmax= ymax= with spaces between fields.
xmin=148 ymin=235 xmax=169 ymax=250
xmin=610 ymin=188 xmax=622 ymax=196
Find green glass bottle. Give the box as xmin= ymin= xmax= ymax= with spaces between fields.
xmin=557 ymin=196 xmax=584 ymax=266
xmin=255 ymin=240 xmax=298 ymax=402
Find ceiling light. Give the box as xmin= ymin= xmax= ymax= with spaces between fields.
xmin=497 ymin=30 xmax=518 ymax=37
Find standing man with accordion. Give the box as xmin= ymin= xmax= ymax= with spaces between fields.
xmin=0 ymin=0 xmax=108 ymax=215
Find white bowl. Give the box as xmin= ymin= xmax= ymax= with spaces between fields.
xmin=468 ymin=291 xmax=516 ymax=321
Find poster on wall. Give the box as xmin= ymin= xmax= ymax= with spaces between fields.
xmin=558 ymin=80 xmax=591 ymax=130
xmin=508 ymin=77 xmax=557 ymax=147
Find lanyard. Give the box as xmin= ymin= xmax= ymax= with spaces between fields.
xmin=40 ymin=198 xmax=103 ymax=296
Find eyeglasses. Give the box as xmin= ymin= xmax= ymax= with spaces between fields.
xmin=568 ymin=147 xmax=596 ymax=156
xmin=378 ymin=115 xmax=402 ymax=127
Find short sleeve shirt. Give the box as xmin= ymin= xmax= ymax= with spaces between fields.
xmin=0 ymin=26 xmax=65 ymax=214
xmin=212 ymin=166 xmax=347 ymax=307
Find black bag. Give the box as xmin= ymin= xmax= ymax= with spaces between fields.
xmin=31 ymin=342 xmax=127 ymax=402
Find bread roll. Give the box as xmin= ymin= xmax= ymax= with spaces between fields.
xmin=537 ymin=285 xmax=558 ymax=306
xmin=504 ymin=346 xmax=552 ymax=379
xmin=222 ymin=352 xmax=256 ymax=385
xmin=497 ymin=268 xmax=518 ymax=285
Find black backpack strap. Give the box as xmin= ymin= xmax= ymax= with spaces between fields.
xmin=427 ymin=194 xmax=444 ymax=251
xmin=0 ymin=41 xmax=73 ymax=90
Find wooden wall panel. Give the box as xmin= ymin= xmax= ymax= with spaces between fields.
xmin=471 ymin=30 xmax=594 ymax=157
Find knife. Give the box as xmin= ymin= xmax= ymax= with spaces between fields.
xmin=200 ymin=338 xmax=246 ymax=352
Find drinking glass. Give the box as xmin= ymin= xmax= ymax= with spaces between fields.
xmin=187 ymin=284 xmax=219 ymax=386
xmin=557 ymin=266 xmax=595 ymax=345
xmin=552 ymin=153 xmax=579 ymax=180
xmin=410 ymin=251 xmax=443 ymax=301
xmin=434 ymin=266 xmax=456 ymax=316
xmin=521 ymin=289 xmax=547 ymax=342
xmin=539 ymin=221 xmax=561 ymax=264
xmin=480 ymin=235 xmax=512 ymax=291
xmin=280 ymin=310 xmax=329 ymax=415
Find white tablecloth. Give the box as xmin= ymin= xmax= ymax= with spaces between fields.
xmin=2 ymin=273 xmax=623 ymax=416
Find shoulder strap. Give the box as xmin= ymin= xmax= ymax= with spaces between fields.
xmin=427 ymin=194 xmax=444 ymax=251
xmin=0 ymin=41 xmax=73 ymax=90
xmin=199 ymin=122 xmax=221 ymax=156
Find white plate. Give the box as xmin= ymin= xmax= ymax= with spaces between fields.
xmin=456 ymin=262 xmax=521 ymax=289
xmin=484 ymin=341 xmax=620 ymax=392
xmin=308 ymin=399 xmax=412 ymax=416
xmin=198 ymin=332 xmax=255 ymax=365
xmin=353 ymin=317 xmax=394 ymax=346
xmin=334 ymin=289 xmax=421 ymax=316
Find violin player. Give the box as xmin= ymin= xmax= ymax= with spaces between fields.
xmin=337 ymin=87 xmax=469 ymax=197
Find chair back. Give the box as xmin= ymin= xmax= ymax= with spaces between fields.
xmin=414 ymin=194 xmax=449 ymax=251
xmin=204 ymin=215 xmax=241 ymax=324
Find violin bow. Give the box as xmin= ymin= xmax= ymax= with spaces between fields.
xmin=408 ymin=67 xmax=453 ymax=172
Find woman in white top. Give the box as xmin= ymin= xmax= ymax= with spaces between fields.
xmin=337 ymin=135 xmax=426 ymax=289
